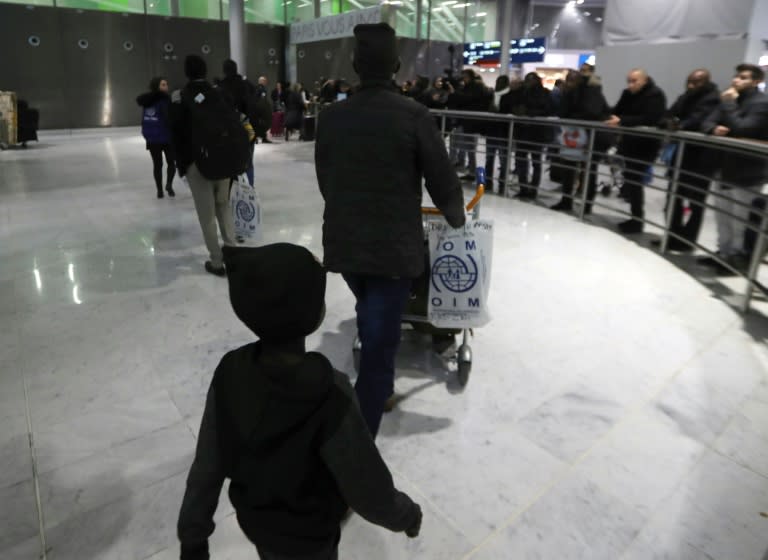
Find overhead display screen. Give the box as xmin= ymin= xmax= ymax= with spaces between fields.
xmin=510 ymin=36 xmax=547 ymax=63
xmin=463 ymin=41 xmax=502 ymax=67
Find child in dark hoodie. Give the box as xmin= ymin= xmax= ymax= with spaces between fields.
xmin=136 ymin=76 xmax=176 ymax=199
xmin=177 ymin=243 xmax=422 ymax=560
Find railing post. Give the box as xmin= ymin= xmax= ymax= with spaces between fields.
xmin=578 ymin=128 xmax=596 ymax=221
xmin=505 ymin=115 xmax=515 ymax=197
xmin=441 ymin=112 xmax=446 ymax=137
xmin=742 ymin=199 xmax=768 ymax=314
xmin=660 ymin=138 xmax=686 ymax=254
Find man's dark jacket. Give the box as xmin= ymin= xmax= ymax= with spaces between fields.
xmin=216 ymin=74 xmax=254 ymax=116
xmin=559 ymin=74 xmax=613 ymax=153
xmin=514 ymin=84 xmax=555 ymax=145
xmin=316 ymin=82 xmax=466 ymax=278
xmin=448 ymin=78 xmax=494 ymax=134
xmin=170 ymin=80 xmax=219 ymax=177
xmin=702 ymin=87 xmax=768 ymax=187
xmin=666 ymin=81 xmax=721 ymax=174
xmin=613 ymin=78 xmax=667 ymax=161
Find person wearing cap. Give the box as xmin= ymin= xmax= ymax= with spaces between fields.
xmin=177 ymin=243 xmax=423 ymax=560
xmin=315 ymin=23 xmax=466 ymax=437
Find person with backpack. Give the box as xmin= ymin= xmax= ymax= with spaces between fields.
xmin=136 ymin=77 xmax=176 ymax=199
xmin=170 ymin=55 xmax=251 ymax=277
xmin=177 ymin=243 xmax=423 ymax=560
xmin=216 ymin=59 xmax=258 ymax=184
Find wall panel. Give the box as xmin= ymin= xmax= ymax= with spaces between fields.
xmin=58 ymin=9 xmax=150 ymax=127
xmin=0 ymin=4 xmax=68 ymax=128
xmin=0 ymin=3 xmax=286 ymax=128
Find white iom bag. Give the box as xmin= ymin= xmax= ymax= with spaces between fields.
xmin=230 ymin=174 xmax=262 ymax=246
xmin=427 ymin=219 xmax=494 ymax=328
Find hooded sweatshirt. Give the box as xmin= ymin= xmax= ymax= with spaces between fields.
xmin=177 ymin=244 xmax=421 ymax=560
xmin=136 ymin=90 xmax=172 ymax=146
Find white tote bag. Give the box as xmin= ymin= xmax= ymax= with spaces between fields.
xmin=230 ymin=174 xmax=262 ymax=246
xmin=427 ymin=219 xmax=494 ymax=328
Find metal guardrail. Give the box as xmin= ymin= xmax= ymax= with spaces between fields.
xmin=429 ymin=109 xmax=768 ymax=315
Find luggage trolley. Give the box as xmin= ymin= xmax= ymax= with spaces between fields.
xmin=352 ymin=169 xmax=486 ymax=388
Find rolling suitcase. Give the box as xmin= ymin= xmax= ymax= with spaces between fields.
xmin=271 ymin=111 xmax=285 ymax=137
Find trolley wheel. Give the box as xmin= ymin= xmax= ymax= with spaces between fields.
xmin=457 ymin=344 xmax=472 ymax=387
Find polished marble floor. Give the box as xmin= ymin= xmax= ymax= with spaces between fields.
xmin=1 ymin=130 xmax=767 ymax=560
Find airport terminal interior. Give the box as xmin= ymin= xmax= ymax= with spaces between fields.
xmin=2 ymin=0 xmax=768 ymax=559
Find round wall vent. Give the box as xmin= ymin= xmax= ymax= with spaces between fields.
xmin=123 ymin=40 xmax=134 ymax=52
xmin=163 ymin=42 xmax=174 ymax=53
xmin=201 ymin=44 xmax=211 ymax=55
xmin=28 ymin=35 xmax=41 ymax=47
xmin=78 ymin=38 xmax=89 ymax=50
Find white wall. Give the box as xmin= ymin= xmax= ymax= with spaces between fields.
xmin=595 ymin=38 xmax=748 ymax=106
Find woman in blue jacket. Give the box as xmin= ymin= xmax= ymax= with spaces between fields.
xmin=137 ymin=77 xmax=176 ymax=199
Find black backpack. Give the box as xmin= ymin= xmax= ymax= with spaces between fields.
xmin=184 ymin=86 xmax=250 ymax=180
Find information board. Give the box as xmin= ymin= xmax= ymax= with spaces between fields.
xmin=509 ymin=37 xmax=546 ymax=64
xmin=463 ymin=41 xmax=502 ymax=67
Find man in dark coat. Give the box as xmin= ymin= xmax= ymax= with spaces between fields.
xmin=699 ymin=63 xmax=768 ymax=273
xmin=216 ymin=59 xmax=257 ymax=183
xmin=514 ymin=72 xmax=555 ymax=200
xmin=656 ymin=69 xmax=721 ymax=250
xmin=606 ymin=68 xmax=667 ymax=233
xmin=315 ymin=23 xmax=466 ymax=437
xmin=253 ymin=76 xmax=273 ymax=144
xmin=448 ymin=69 xmax=494 ymax=180
xmin=550 ymin=70 xmax=612 ymax=214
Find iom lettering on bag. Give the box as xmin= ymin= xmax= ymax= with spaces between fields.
xmin=235 ymin=196 xmax=257 ymax=231
xmin=427 ymin=220 xmax=494 ymax=328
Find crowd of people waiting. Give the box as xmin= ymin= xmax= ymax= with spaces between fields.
xmin=349 ymin=61 xmax=768 ymax=276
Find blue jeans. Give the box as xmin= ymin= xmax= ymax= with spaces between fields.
xmin=343 ymin=274 xmax=412 ymax=437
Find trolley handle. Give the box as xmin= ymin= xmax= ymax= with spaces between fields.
xmin=422 ymin=167 xmax=486 ymax=216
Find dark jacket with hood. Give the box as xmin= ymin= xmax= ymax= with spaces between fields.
xmin=702 ymin=87 xmax=768 ymax=187
xmin=665 ymin=81 xmax=721 ymax=174
xmin=216 ymin=73 xmax=256 ymax=117
xmin=136 ymin=90 xmax=172 ymax=147
xmin=169 ymin=79 xmax=220 ymax=177
xmin=448 ymin=77 xmax=494 ymax=134
xmin=612 ymin=77 xmax=667 ymax=161
xmin=316 ymin=23 xmax=466 ymax=279
xmin=177 ymin=244 xmax=421 ymax=560
xmin=514 ymin=83 xmax=555 ymax=144
xmin=559 ymin=74 xmax=613 ymax=152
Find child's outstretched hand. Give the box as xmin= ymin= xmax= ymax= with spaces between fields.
xmin=405 ymin=504 xmax=423 ymax=538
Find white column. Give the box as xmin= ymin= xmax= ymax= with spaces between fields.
xmin=229 ymin=0 xmax=246 ymax=71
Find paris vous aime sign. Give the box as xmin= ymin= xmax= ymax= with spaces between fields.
xmin=290 ymin=6 xmax=387 ymax=44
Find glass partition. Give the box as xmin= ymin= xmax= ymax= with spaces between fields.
xmin=179 ymin=0 xmax=221 ymax=18
xmin=56 ymin=0 xmax=144 ymax=12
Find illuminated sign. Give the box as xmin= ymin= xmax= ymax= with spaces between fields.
xmin=463 ymin=41 xmax=501 ymax=67
xmin=510 ymin=36 xmax=546 ymax=63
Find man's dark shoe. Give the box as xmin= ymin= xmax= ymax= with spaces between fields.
xmin=651 ymin=239 xmax=693 ymax=252
xmin=618 ymin=219 xmax=643 ymax=234
xmin=261 ymin=138 xmax=273 ymax=144
xmin=166 ymin=184 xmax=176 ymax=198
xmin=550 ymin=200 xmax=573 ymax=212
xmin=205 ymin=261 xmax=226 ymax=277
